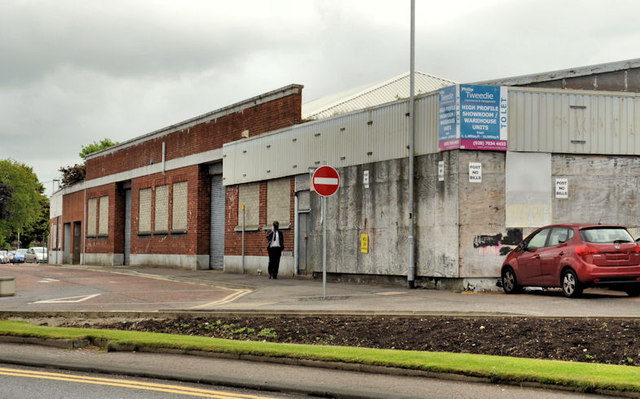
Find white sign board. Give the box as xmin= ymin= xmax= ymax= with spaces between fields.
xmin=555 ymin=178 xmax=568 ymax=199
xmin=363 ymin=170 xmax=369 ymax=188
xmin=469 ymin=162 xmax=482 ymax=183
xmin=438 ymin=161 xmax=444 ymax=182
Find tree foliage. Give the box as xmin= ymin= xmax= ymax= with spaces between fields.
xmin=0 ymin=178 xmax=12 ymax=220
xmin=59 ymin=138 xmax=118 ymax=188
xmin=79 ymin=138 xmax=119 ymax=161
xmin=58 ymin=163 xmax=86 ymax=188
xmin=0 ymin=160 xmax=47 ymax=248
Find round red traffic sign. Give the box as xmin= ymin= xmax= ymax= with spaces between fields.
xmin=312 ymin=166 xmax=340 ymax=197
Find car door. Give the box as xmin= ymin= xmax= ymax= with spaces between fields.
xmin=539 ymin=227 xmax=573 ymax=286
xmin=516 ymin=228 xmax=551 ymax=284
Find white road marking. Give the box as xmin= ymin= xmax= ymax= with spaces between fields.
xmin=32 ymin=293 xmax=101 ymax=304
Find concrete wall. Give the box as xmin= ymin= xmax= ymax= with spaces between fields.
xmin=303 ymin=152 xmax=460 ymax=282
xmin=552 ymin=154 xmax=640 ymax=230
xmin=457 ymin=151 xmax=515 ymax=282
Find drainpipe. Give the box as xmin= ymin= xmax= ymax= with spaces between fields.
xmin=294 ymin=194 xmax=299 ymax=276
xmin=82 ymin=187 xmax=86 ymax=265
xmin=162 ymin=142 xmax=166 ymax=175
xmin=407 ymin=0 xmax=416 ymax=288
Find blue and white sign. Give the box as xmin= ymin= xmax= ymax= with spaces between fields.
xmin=438 ymin=85 xmax=459 ymax=151
xmin=439 ymin=84 xmax=508 ymax=151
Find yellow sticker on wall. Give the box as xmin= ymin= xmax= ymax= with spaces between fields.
xmin=361 ymin=234 xmax=369 ymax=254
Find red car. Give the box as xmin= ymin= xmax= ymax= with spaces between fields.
xmin=501 ymin=224 xmax=640 ymax=298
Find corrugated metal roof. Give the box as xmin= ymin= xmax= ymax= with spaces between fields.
xmin=302 ymin=71 xmax=455 ymax=120
xmin=475 ymin=58 xmax=640 ymax=87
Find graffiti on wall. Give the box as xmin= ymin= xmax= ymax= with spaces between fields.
xmin=473 ymin=228 xmax=523 ymax=256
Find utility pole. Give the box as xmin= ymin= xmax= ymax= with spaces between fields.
xmin=407 ymin=0 xmax=416 ymax=288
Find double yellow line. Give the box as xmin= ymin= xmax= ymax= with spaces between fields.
xmin=0 ymin=367 xmax=273 ymax=398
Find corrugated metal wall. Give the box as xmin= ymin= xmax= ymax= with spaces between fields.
xmin=508 ymin=87 xmax=640 ymax=154
xmin=223 ymin=87 xmax=640 ymax=186
xmin=223 ymin=93 xmax=439 ymax=185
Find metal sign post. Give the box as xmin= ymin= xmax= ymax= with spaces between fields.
xmin=322 ymin=196 xmax=327 ymax=299
xmin=311 ymin=166 xmax=340 ymax=300
xmin=241 ymin=204 xmax=245 ymax=274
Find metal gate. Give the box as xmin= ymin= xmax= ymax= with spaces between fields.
xmin=63 ymin=223 xmax=71 ymax=264
xmin=209 ymin=175 xmax=225 ymax=269
xmin=124 ymin=189 xmax=131 ymax=265
xmin=72 ymin=221 xmax=81 ymax=264
xmin=297 ymin=212 xmax=310 ymax=274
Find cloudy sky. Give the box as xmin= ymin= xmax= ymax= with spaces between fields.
xmin=1 ymin=0 xmax=639 ymax=195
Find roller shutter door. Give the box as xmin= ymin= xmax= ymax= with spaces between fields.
xmin=210 ymin=175 xmax=225 ymax=269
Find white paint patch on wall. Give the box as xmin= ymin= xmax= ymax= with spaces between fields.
xmin=506 ymin=152 xmax=552 ymax=227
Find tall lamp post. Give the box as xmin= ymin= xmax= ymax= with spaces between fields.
xmin=407 ymin=0 xmax=416 ymax=288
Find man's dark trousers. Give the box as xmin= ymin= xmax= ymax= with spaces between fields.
xmin=268 ymin=247 xmax=282 ymax=278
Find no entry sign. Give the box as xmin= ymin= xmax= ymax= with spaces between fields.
xmin=312 ymin=166 xmax=340 ymax=197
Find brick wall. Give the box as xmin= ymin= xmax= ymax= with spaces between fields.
xmin=225 ymin=178 xmax=295 ymax=257
xmin=85 ymin=183 xmax=118 ymax=254
xmin=129 ymin=165 xmax=205 ymax=256
xmin=86 ymin=91 xmax=302 ymax=180
xmin=61 ymin=190 xmax=85 ymax=261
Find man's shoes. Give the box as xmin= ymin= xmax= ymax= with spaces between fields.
xmin=268 ymin=275 xmax=272 ymax=279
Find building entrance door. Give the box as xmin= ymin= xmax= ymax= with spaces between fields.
xmin=72 ymin=221 xmax=81 ymax=264
xmin=124 ymin=189 xmax=131 ymax=265
xmin=63 ymin=223 xmax=71 ymax=264
xmin=209 ymin=175 xmax=225 ymax=269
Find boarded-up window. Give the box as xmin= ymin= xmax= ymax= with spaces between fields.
xmin=238 ymin=183 xmax=259 ymax=228
xmin=87 ymin=198 xmax=97 ymax=237
xmin=267 ymin=178 xmax=290 ymax=226
xmin=172 ymin=181 xmax=188 ymax=231
xmin=155 ymin=185 xmax=169 ymax=232
xmin=98 ymin=196 xmax=109 ymax=236
xmin=139 ymin=188 xmax=152 ymax=234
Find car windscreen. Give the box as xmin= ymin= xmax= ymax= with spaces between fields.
xmin=580 ymin=227 xmax=634 ymax=244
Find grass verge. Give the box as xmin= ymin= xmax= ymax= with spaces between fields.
xmin=1 ymin=319 xmax=639 ymax=395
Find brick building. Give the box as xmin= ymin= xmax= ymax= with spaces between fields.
xmin=50 ymin=85 xmax=302 ymax=270
xmin=50 ymin=58 xmax=640 ymax=290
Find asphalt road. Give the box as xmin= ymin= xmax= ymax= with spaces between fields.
xmin=0 ymin=363 xmax=304 ymax=399
xmin=0 ymin=263 xmax=639 ymax=398
xmin=2 ymin=263 xmax=640 ymax=317
xmin=0 ymin=263 xmax=247 ymax=312
xmin=0 ymin=344 xmax=603 ymax=399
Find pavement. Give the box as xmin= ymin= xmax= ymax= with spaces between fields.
xmin=36 ymin=264 xmax=640 ymax=317
xmin=1 ymin=263 xmax=640 ymax=398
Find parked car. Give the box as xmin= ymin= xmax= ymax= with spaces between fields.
xmin=501 ymin=224 xmax=640 ymax=298
xmin=7 ymin=251 xmax=15 ymax=263
xmin=12 ymin=248 xmax=27 ymax=264
xmin=25 ymin=247 xmax=48 ymax=263
xmin=0 ymin=250 xmax=7 ymax=264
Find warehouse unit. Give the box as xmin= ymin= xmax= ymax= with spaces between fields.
xmin=50 ymin=58 xmax=640 ymax=290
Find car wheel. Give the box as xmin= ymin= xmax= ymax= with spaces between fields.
xmin=501 ymin=268 xmax=521 ymax=294
xmin=561 ymin=269 xmax=583 ymax=298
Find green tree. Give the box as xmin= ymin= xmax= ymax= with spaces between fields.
xmin=21 ymin=200 xmax=50 ymax=247
xmin=0 ymin=178 xmax=12 ymax=220
xmin=59 ymin=138 xmax=118 ymax=187
xmin=79 ymin=138 xmax=119 ymax=161
xmin=0 ymin=160 xmax=47 ymax=248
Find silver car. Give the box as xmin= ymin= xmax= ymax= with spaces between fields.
xmin=0 ymin=250 xmax=7 ymax=264
xmin=25 ymin=247 xmax=48 ymax=263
